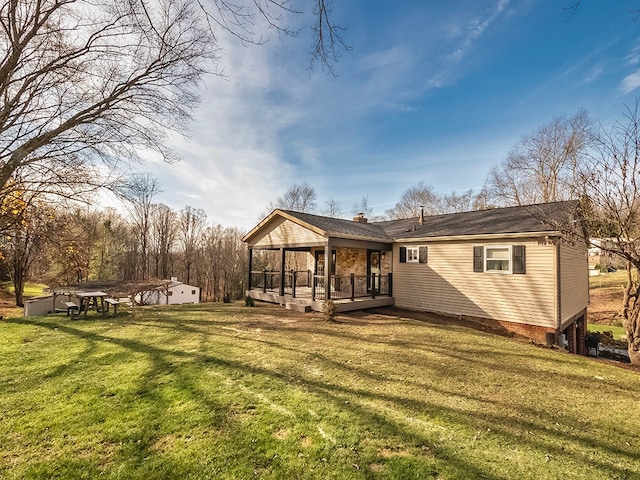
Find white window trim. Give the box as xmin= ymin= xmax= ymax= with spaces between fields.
xmin=407 ymin=246 xmax=419 ymax=263
xmin=484 ymin=245 xmax=512 ymax=274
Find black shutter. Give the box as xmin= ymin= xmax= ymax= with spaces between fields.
xmin=419 ymin=246 xmax=428 ymax=263
xmin=473 ymin=246 xmax=484 ymax=272
xmin=399 ymin=246 xmax=407 ymax=263
xmin=513 ymin=245 xmax=526 ymax=274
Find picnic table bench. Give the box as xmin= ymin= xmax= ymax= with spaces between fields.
xmin=65 ymin=301 xmax=79 ymax=319
xmin=104 ymin=298 xmax=120 ymax=317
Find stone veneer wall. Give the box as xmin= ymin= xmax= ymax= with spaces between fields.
xmin=336 ymin=248 xmax=368 ymax=276
xmin=310 ymin=247 xmax=393 ymax=277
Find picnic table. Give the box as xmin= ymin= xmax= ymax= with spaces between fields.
xmin=77 ymin=291 xmax=108 ymax=317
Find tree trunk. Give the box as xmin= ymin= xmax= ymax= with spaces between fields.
xmin=627 ymin=302 xmax=640 ymax=365
xmin=622 ymin=263 xmax=640 ymax=365
xmin=13 ymin=273 xmax=25 ymax=308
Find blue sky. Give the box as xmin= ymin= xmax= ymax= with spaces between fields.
xmin=137 ymin=0 xmax=640 ymax=230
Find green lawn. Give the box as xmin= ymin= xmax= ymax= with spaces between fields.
xmin=588 ymin=323 xmax=628 ymax=341
xmin=0 ymin=281 xmax=48 ymax=298
xmin=589 ymin=270 xmax=635 ymax=289
xmin=1 ymin=303 xmax=639 ymax=479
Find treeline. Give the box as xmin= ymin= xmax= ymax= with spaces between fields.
xmin=1 ymin=199 xmax=247 ymax=307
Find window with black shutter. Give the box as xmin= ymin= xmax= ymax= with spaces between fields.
xmin=473 ymin=246 xmax=484 ymax=272
xmin=419 ymin=246 xmax=428 ymax=263
xmin=512 ymin=245 xmax=526 ymax=274
xmin=399 ymin=246 xmax=407 ymax=263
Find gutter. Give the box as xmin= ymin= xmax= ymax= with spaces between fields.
xmin=398 ymin=230 xmax=559 ymax=243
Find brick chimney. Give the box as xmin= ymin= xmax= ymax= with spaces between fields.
xmin=353 ymin=212 xmax=368 ymax=223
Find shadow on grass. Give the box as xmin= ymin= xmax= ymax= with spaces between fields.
xmin=4 ymin=310 xmax=640 ymax=478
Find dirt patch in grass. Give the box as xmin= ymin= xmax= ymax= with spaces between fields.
xmin=299 ymin=435 xmax=313 ymax=448
xmin=273 ymin=428 xmax=290 ymax=440
xmin=590 ymin=287 xmax=624 ymax=325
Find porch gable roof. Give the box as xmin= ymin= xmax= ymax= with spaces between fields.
xmin=242 ymin=209 xmax=394 ymax=246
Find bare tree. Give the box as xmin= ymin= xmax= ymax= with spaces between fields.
xmin=439 ymin=189 xmax=476 ymax=214
xmin=0 ymin=0 xmax=347 ymax=212
xmin=485 ymin=110 xmax=593 ymax=206
xmin=266 ymin=182 xmax=318 ymax=213
xmin=352 ymin=195 xmax=374 ymax=219
xmin=119 ymin=173 xmax=161 ymax=280
xmin=149 ymin=204 xmax=177 ymax=279
xmin=579 ymin=101 xmax=640 ymax=364
xmin=310 ymin=0 xmax=353 ymax=76
xmin=323 ymin=198 xmax=342 ymax=217
xmin=178 ymin=206 xmax=207 ymax=285
xmin=385 ymin=182 xmax=439 ymax=219
xmin=0 ymin=0 xmax=217 ymax=202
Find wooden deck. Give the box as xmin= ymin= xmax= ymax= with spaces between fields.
xmin=246 ymin=288 xmax=394 ymax=313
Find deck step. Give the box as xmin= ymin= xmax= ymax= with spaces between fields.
xmin=285 ymin=302 xmax=311 ymax=313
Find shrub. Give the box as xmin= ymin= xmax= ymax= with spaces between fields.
xmin=223 ymin=293 xmax=232 ymax=303
xmin=322 ymin=300 xmax=337 ymax=322
xmin=245 ymin=296 xmax=255 ymax=307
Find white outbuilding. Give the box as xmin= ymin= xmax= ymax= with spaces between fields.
xmin=138 ymin=277 xmax=200 ymax=305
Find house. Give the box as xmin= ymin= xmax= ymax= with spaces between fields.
xmin=137 ymin=277 xmax=200 ymax=305
xmin=242 ymin=201 xmax=589 ymax=354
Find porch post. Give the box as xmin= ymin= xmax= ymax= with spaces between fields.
xmin=350 ymin=273 xmax=355 ymax=301
xmin=372 ymin=273 xmax=377 ymax=299
xmin=292 ymin=270 xmax=297 ymax=298
xmin=279 ymin=248 xmax=286 ymax=297
xmin=247 ymin=247 xmax=253 ymax=290
xmin=324 ymin=242 xmax=331 ymax=300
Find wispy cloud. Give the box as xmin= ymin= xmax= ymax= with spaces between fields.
xmin=625 ymin=42 xmax=640 ymax=66
xmin=448 ymin=0 xmax=510 ymax=62
xmin=583 ymin=66 xmax=604 ymax=84
xmin=423 ymin=0 xmax=510 ymax=89
xmin=621 ymin=69 xmax=640 ymax=94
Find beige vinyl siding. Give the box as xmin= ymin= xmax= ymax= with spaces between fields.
xmin=251 ymin=217 xmax=325 ymax=248
xmin=559 ymin=241 xmax=589 ymax=327
xmin=393 ymin=238 xmax=557 ymax=328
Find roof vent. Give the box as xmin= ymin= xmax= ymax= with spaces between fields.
xmin=419 ymin=205 xmax=425 ymax=225
xmin=353 ymin=213 xmax=368 ymax=224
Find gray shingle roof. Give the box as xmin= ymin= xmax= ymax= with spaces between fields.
xmin=378 ymin=201 xmax=579 ymax=239
xmin=279 ymin=210 xmax=393 ymax=242
xmin=281 ymin=201 xmax=578 ymax=241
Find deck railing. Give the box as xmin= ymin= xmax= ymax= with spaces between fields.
xmin=250 ymin=270 xmax=312 ymax=297
xmin=250 ymin=271 xmax=392 ymax=301
xmin=312 ymin=273 xmax=392 ymax=301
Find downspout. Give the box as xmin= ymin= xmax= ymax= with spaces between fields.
xmin=555 ymin=238 xmax=562 ymax=343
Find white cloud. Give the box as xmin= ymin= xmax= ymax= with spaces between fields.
xmin=621 ymin=69 xmax=640 ymax=94
xmin=135 ymin=15 xmax=317 ymax=228
xmin=447 ymin=0 xmax=509 ymax=62
xmin=583 ymin=66 xmax=604 ymax=84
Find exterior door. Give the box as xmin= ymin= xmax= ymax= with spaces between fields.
xmin=315 ymin=250 xmax=336 ymax=276
xmin=367 ymin=250 xmax=381 ymax=292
